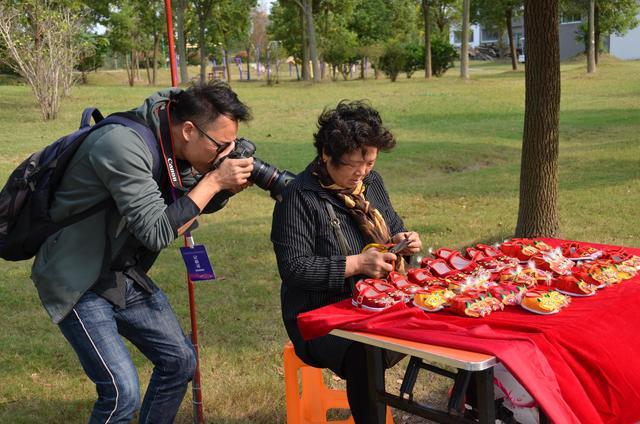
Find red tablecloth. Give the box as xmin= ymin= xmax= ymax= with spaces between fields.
xmin=297 ymin=239 xmax=640 ymax=424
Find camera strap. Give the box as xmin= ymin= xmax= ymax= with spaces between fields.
xmin=155 ymin=102 xmax=186 ymax=193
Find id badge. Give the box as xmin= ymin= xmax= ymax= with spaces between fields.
xmin=180 ymin=244 xmax=216 ymax=281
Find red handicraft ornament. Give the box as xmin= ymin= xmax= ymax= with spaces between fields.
xmin=520 ymin=288 xmax=571 ymax=315
xmin=450 ymin=294 xmax=494 ymax=318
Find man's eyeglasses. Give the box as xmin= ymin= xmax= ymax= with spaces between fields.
xmin=192 ymin=122 xmax=233 ymax=153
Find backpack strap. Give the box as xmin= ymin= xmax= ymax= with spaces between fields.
xmin=57 ymin=112 xmax=161 ymax=234
xmin=55 ymin=198 xmax=115 ymax=229
xmin=80 ymin=108 xmax=105 ymax=129
xmin=98 ymin=113 xmax=162 ymax=181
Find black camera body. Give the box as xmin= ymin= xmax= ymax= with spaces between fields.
xmin=205 ymin=138 xmax=295 ymax=211
xmin=227 ymin=137 xmax=257 ymax=160
xmin=228 ymin=137 xmax=296 ymax=202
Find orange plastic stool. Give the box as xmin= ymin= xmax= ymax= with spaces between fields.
xmin=284 ymin=341 xmax=393 ymax=424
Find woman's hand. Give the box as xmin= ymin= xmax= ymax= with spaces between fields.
xmin=392 ymin=231 xmax=422 ymax=255
xmin=345 ymin=248 xmax=396 ymax=279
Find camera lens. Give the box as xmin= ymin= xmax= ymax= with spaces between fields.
xmin=227 ymin=138 xmax=295 ymax=202
xmin=251 ymin=158 xmax=296 ymax=202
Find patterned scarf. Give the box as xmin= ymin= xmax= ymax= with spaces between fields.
xmin=312 ymin=157 xmax=392 ymax=247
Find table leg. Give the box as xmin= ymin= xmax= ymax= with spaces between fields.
xmin=447 ymin=370 xmax=472 ymax=412
xmin=475 ymin=367 xmax=495 ymax=424
xmin=399 ymin=356 xmax=421 ymax=400
xmin=365 ymin=345 xmax=387 ymax=424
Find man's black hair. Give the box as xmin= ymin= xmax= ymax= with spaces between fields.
xmin=169 ymin=81 xmax=252 ymax=127
xmin=313 ymin=100 xmax=396 ymax=163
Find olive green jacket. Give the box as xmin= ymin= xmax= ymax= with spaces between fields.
xmin=31 ymin=89 xmax=195 ymax=323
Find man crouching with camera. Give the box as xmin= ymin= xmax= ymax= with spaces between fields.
xmin=31 ymin=82 xmax=253 ymax=423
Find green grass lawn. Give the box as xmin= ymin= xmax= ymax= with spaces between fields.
xmin=1 ymin=57 xmax=639 ymax=423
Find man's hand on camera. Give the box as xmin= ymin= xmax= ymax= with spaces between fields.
xmin=204 ymin=155 xmax=253 ymax=192
xmin=229 ymin=181 xmax=253 ymax=194
xmin=187 ymin=142 xmax=253 ymax=214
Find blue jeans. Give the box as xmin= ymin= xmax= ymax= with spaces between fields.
xmin=58 ymin=279 xmax=197 ymax=424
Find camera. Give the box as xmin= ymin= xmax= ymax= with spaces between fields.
xmin=227 ymin=137 xmax=296 ymax=202
xmin=204 ymin=138 xmax=295 ymax=211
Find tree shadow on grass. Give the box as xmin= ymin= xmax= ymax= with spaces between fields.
xmin=393 ymin=108 xmax=638 ymax=145
xmin=560 ymin=158 xmax=640 ymax=191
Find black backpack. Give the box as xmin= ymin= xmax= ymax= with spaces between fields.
xmin=0 ymin=108 xmax=158 ymax=261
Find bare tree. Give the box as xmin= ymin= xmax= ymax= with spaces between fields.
xmin=250 ymin=9 xmax=269 ymax=81
xmin=516 ymin=0 xmax=561 ymax=237
xmin=0 ymin=2 xmax=87 ymax=120
xmin=460 ymin=0 xmax=470 ymax=79
xmin=61 ymin=14 xmax=93 ymax=96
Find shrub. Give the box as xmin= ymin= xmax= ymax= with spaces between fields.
xmin=431 ymin=36 xmax=457 ymax=77
xmin=379 ymin=40 xmax=406 ymax=82
xmin=322 ymin=27 xmax=358 ymax=80
xmin=403 ymin=41 xmax=424 ymax=78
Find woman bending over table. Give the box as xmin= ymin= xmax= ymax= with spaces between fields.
xmin=271 ymin=100 xmax=422 ymax=423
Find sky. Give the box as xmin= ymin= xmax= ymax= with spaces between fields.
xmin=258 ymin=0 xmax=275 ymax=13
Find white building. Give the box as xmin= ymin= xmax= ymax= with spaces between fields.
xmin=609 ymin=13 xmax=640 ymax=60
xmin=449 ymin=12 xmax=640 ymax=61
xmin=449 ymin=23 xmax=500 ymax=48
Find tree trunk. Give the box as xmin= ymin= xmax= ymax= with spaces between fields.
xmin=594 ymin=3 xmax=600 ymax=65
xmin=126 ymin=52 xmax=135 ymax=86
xmin=587 ymin=0 xmax=596 ymax=73
xmin=422 ymin=0 xmax=432 ymax=79
xmin=266 ymin=45 xmax=272 ymax=84
xmin=506 ymin=8 xmax=518 ymax=71
xmin=246 ymin=47 xmax=251 ymax=80
xmin=199 ymin=15 xmax=208 ymax=83
xmin=460 ymin=0 xmax=470 ymax=79
xmin=300 ymin=4 xmax=309 ymax=81
xmin=223 ymin=41 xmax=231 ymax=83
xmin=176 ymin=0 xmax=189 ymax=84
xmin=304 ymin=0 xmax=320 ymax=83
xmin=145 ymin=55 xmax=152 ymax=84
xmin=152 ymin=33 xmax=159 ymax=85
xmin=134 ymin=51 xmax=140 ymax=80
xmin=516 ymin=0 xmax=561 ymax=238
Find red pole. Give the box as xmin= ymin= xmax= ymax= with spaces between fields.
xmin=185 ymin=237 xmax=205 ymax=424
xmin=164 ymin=1 xmax=204 ymax=423
xmin=164 ymin=0 xmax=179 ymax=87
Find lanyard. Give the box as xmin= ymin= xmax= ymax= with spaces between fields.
xmin=155 ymin=102 xmax=185 ymax=196
xmin=155 ymin=103 xmax=195 ymax=247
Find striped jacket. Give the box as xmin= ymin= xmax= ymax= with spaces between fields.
xmin=271 ymin=162 xmax=406 ymax=353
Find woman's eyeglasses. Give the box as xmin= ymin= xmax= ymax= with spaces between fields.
xmin=192 ymin=122 xmax=233 ymax=153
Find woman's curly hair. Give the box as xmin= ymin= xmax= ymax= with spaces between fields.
xmin=313 ymin=100 xmax=396 ymax=164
